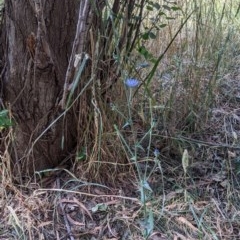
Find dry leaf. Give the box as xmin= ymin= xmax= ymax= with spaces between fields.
xmin=176 ymin=216 xmax=200 ymax=234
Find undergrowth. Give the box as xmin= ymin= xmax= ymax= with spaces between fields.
xmin=1 ymin=0 xmax=240 ymax=239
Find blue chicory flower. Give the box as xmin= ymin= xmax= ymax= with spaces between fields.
xmin=153 ymin=148 xmax=160 ymax=157
xmin=125 ymin=78 xmax=140 ymax=88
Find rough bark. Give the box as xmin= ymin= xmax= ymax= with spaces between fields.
xmin=1 ymin=1 xmax=80 ymax=175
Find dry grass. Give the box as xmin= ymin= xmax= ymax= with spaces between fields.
xmin=1 ymin=0 xmax=240 ymax=239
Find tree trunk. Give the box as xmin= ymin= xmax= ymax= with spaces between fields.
xmin=1 ymin=0 xmax=140 ymax=181
xmin=1 ymin=1 xmax=80 ymax=176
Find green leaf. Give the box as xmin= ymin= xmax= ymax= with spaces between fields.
xmin=158 ymin=11 xmax=165 ymax=16
xmin=141 ymin=31 xmax=156 ymax=40
xmin=149 ymin=32 xmax=156 ymax=39
xmin=138 ymin=45 xmax=152 ymax=60
xmin=159 ymin=24 xmax=167 ymax=28
xmin=166 ymin=17 xmax=175 ymax=20
xmin=76 ymin=147 xmax=87 ymax=161
xmin=146 ymin=5 xmax=153 ymax=11
xmin=138 ymin=45 xmax=148 ymax=56
xmin=0 ymin=109 xmax=8 ymax=117
xmin=152 ymin=3 xmax=160 ymax=10
xmin=171 ymin=6 xmax=181 ymax=11
xmin=0 ymin=109 xmax=13 ymax=128
xmin=142 ymin=32 xmax=150 ymax=40
xmin=162 ymin=5 xmax=171 ymax=11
